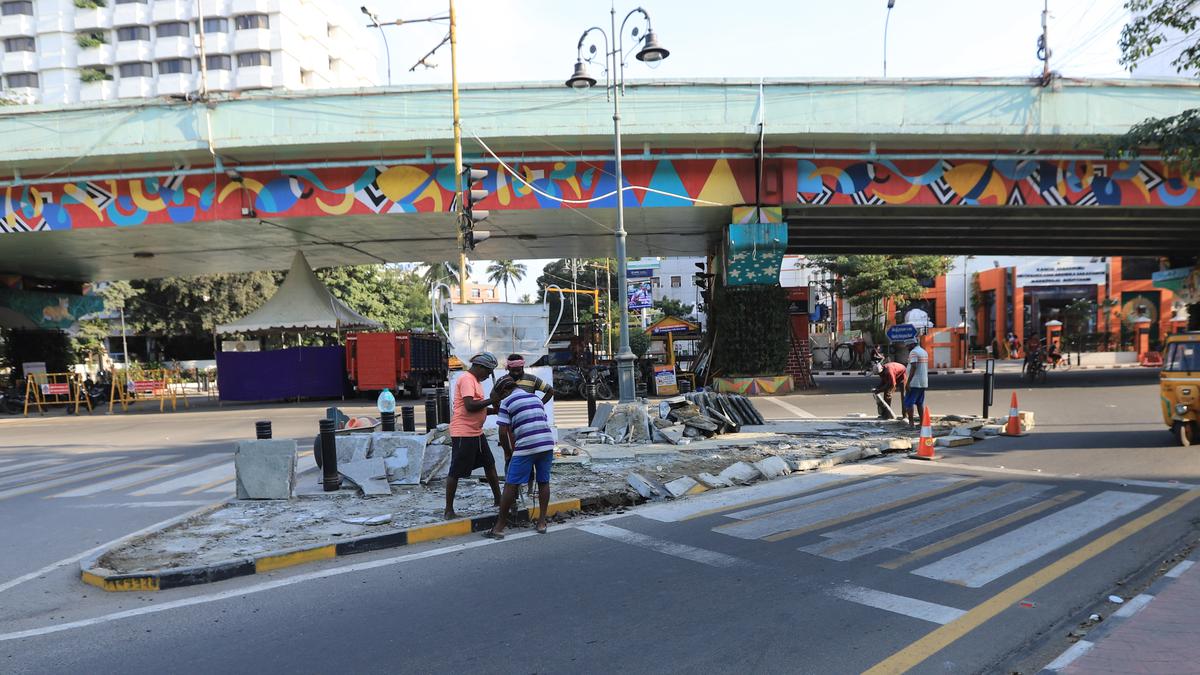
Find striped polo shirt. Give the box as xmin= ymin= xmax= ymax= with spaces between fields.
xmin=497 ymin=388 xmax=556 ymax=457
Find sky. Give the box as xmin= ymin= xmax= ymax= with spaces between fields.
xmin=336 ymin=0 xmax=1140 ymax=300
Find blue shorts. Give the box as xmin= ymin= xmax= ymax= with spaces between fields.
xmin=505 ymin=450 xmax=553 ymax=484
xmin=902 ymin=387 xmax=926 ymax=411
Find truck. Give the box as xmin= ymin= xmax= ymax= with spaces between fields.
xmin=344 ymin=331 xmax=448 ymax=396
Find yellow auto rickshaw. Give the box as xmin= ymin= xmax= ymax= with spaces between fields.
xmin=1161 ymin=332 xmax=1200 ymax=446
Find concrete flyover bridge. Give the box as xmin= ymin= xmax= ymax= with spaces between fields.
xmin=1 ymin=77 xmax=1199 ymax=281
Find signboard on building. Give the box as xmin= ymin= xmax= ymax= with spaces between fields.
xmin=627 ymin=281 xmax=653 ymax=310
xmin=626 ymin=268 xmax=654 ymax=279
xmin=1015 ymin=258 xmax=1107 ymax=287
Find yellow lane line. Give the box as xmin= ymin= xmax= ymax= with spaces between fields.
xmin=864 ymin=489 xmax=1200 ymax=675
xmin=878 ymin=490 xmax=1085 ymax=570
xmin=761 ymin=480 xmax=976 ymax=543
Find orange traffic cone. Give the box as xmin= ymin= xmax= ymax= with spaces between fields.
xmin=911 ymin=406 xmax=938 ymax=460
xmin=1005 ymin=392 xmax=1024 ymax=436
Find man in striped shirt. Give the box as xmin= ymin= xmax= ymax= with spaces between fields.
xmin=485 ymin=379 xmax=555 ymax=538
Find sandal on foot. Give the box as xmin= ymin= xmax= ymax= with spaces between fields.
xmin=536 ymin=524 xmax=548 ymax=534
xmin=481 ymin=530 xmax=505 ymax=540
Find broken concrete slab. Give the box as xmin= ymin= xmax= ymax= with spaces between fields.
xmin=657 ymin=425 xmax=686 ymax=445
xmin=949 ymin=425 xmax=975 ymax=437
xmin=697 ymin=472 xmax=732 ymax=489
xmin=334 ymin=435 xmax=372 ymax=464
xmin=664 ymin=476 xmax=707 ymax=498
xmin=717 ymin=461 xmax=761 ymax=485
xmin=981 ymin=425 xmax=1004 ymax=436
xmin=235 ymin=439 xmax=297 ymax=500
xmin=371 ymin=432 xmax=425 ymax=485
xmin=1019 ymin=410 xmax=1036 ymax=431
xmin=586 ymin=447 xmax=638 ymax=462
xmin=339 ymin=458 xmax=392 ymax=496
xmin=627 ymin=473 xmax=669 ymax=500
xmin=590 ymin=403 xmax=614 ymax=429
xmin=753 ymin=455 xmax=792 ymax=479
xmin=880 ymin=438 xmax=913 ymax=452
xmin=935 ymin=436 xmax=974 ymax=448
xmin=340 ymin=513 xmax=393 ymax=526
xmin=420 ymin=443 xmax=452 ymax=483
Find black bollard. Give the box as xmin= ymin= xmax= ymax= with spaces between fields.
xmin=318 ymin=418 xmax=341 ymax=492
xmin=586 ymin=383 xmax=597 ymax=427
xmin=424 ymin=397 xmax=438 ymax=431
xmin=255 ymin=420 xmax=272 ymax=439
xmin=401 ymin=405 xmax=415 ymax=432
xmin=436 ymin=387 xmax=450 ymax=425
xmin=380 ymin=410 xmax=396 ymax=432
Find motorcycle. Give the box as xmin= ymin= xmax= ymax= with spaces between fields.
xmin=552 ymin=365 xmax=615 ymax=400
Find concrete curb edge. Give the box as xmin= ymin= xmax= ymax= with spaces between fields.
xmin=80 ymin=492 xmax=639 ymax=592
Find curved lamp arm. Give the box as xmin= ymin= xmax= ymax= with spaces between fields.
xmin=575 ymin=26 xmax=611 ymax=92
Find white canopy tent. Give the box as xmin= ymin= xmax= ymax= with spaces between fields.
xmin=216 ymin=251 xmax=380 ymax=335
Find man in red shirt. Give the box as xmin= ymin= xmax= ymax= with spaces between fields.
xmin=445 ymin=352 xmax=503 ymax=520
xmin=873 ymin=361 xmax=907 ymax=420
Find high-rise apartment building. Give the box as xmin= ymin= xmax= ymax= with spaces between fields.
xmin=0 ymin=0 xmax=378 ymax=105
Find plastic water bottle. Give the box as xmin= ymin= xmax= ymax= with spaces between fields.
xmin=376 ymin=388 xmax=396 ymax=414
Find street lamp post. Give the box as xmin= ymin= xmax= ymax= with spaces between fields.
xmin=360 ymin=6 xmax=391 ymax=86
xmin=565 ymin=6 xmax=669 ymax=403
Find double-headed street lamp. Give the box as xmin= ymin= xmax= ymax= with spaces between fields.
xmin=565 ymin=6 xmax=669 ymax=403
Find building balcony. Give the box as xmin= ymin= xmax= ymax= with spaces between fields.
xmin=0 ymin=14 xmax=35 ymax=38
xmin=74 ymin=8 xmax=114 ymax=31
xmin=235 ymin=64 xmax=272 ymax=90
xmin=117 ymin=78 xmax=154 ymax=99
xmin=201 ymin=32 xmax=230 ymax=53
xmin=233 ymin=28 xmax=273 ymax=52
xmin=153 ymin=36 xmax=194 ymax=60
xmin=203 ymin=68 xmax=233 ymax=91
xmin=199 ymin=0 xmax=231 ymax=16
xmin=152 ymin=0 xmax=193 ymax=23
xmin=79 ymin=80 xmax=116 ymax=102
xmin=113 ymin=2 xmax=151 ymax=26
xmin=1 ymin=51 xmax=36 ymax=73
xmin=77 ymin=44 xmax=116 ymax=67
xmin=156 ymin=72 xmax=196 ymax=97
xmin=115 ymin=41 xmax=153 ymax=62
xmin=232 ymin=0 xmax=275 ymax=14
xmin=38 ymin=49 xmax=73 ymax=69
xmin=37 ymin=12 xmax=73 ymax=33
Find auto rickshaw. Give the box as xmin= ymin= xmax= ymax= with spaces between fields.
xmin=1160 ymin=332 xmax=1200 ymax=446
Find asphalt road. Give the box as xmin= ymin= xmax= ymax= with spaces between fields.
xmin=2 ymin=369 xmax=1198 ymax=674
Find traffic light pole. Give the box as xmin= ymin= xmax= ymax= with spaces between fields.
xmin=449 ymin=0 xmax=468 ymax=304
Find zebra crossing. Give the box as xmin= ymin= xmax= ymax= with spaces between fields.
xmin=0 ymin=451 xmax=273 ymax=502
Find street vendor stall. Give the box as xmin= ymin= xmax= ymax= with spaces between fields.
xmin=647 ymin=315 xmax=701 ymax=395
xmin=215 ymin=252 xmax=379 ymax=401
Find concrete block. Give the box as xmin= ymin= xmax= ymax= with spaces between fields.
xmin=586 ymin=447 xmax=638 ymax=462
xmin=335 ymin=435 xmax=372 ymax=464
xmin=792 ymin=457 xmax=823 ymax=471
xmin=697 ymin=472 xmax=732 ymax=488
xmin=590 ymin=403 xmax=614 ymax=429
xmin=981 ymin=425 xmax=1004 ymax=436
xmin=235 ymin=439 xmax=296 ymax=500
xmin=658 ymin=425 xmax=686 ymax=445
xmin=664 ymin=476 xmax=702 ymax=498
xmin=717 ymin=461 xmax=761 ymax=485
xmin=935 ymin=436 xmax=974 ymax=447
xmin=880 ymin=438 xmax=913 ymax=452
xmin=627 ymin=473 xmax=665 ymax=499
xmin=814 ymin=445 xmax=876 ymax=470
xmin=339 ymin=458 xmax=392 ymax=496
xmin=420 ymin=443 xmax=452 ymax=483
xmin=949 ymin=425 xmax=975 ymax=437
xmin=1019 ymin=410 xmax=1035 ymax=431
xmin=753 ymin=455 xmax=792 ymax=479
xmin=369 ymin=431 xmax=425 ymax=459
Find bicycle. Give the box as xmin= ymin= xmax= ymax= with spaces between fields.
xmin=832 ymin=340 xmax=867 ymax=371
xmin=1025 ymin=354 xmax=1048 ymax=384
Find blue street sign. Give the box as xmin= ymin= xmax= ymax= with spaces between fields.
xmin=885 ymin=323 xmax=918 ymax=342
xmin=626 ymin=268 xmax=654 ymax=278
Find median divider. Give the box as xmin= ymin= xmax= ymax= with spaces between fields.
xmin=80 ymin=494 xmax=630 ymax=592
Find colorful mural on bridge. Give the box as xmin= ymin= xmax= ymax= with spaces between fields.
xmin=2 ymin=156 xmax=1197 ymax=233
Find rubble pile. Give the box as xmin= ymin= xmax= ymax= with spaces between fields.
xmin=571 ymin=393 xmax=766 ymax=447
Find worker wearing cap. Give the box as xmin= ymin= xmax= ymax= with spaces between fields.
xmin=445 ymin=351 xmax=503 ymax=520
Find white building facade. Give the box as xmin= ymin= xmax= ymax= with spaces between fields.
xmin=0 ymin=0 xmax=376 ymax=105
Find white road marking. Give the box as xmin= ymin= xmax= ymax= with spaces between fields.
xmin=801 ymin=483 xmax=1051 ymax=561
xmin=1165 ymin=559 xmax=1194 ymax=578
xmin=831 ymin=584 xmax=966 ymax=625
xmin=0 ymin=455 xmax=178 ymax=501
xmin=51 ymin=455 xmax=223 ymax=498
xmin=0 ymin=458 xmax=65 ymax=476
xmin=63 ymin=501 xmax=215 ymax=508
xmin=757 ymin=396 xmax=815 ymax=419
xmin=636 ymin=464 xmax=892 ymax=523
xmin=0 ymin=530 xmax=536 ymax=642
xmin=577 ymin=523 xmax=747 ymax=568
xmin=726 ymin=477 xmax=899 ymax=521
xmin=1042 ymin=639 xmax=1095 ymax=671
xmin=202 ymin=479 xmax=235 ymax=494
xmin=130 ymin=462 xmax=233 ymax=496
xmin=717 ymin=475 xmax=964 ymax=540
xmin=0 ymin=456 xmax=125 ymax=488
xmin=899 ymin=459 xmax=1199 ymax=491
xmin=912 ymin=491 xmax=1159 ymax=587
xmin=1112 ymin=593 xmax=1155 ymax=619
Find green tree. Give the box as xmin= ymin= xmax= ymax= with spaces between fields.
xmin=129 ymin=271 xmax=280 ymax=337
xmin=807 ymin=255 xmax=953 ymax=340
xmin=422 ymin=260 xmax=471 ymax=290
xmin=317 ymin=265 xmax=432 ymax=332
xmin=652 ymin=297 xmax=694 ymax=319
xmin=73 ymin=281 xmax=139 ymax=363
xmin=485 ymin=260 xmax=527 ymax=302
xmin=628 ymin=327 xmax=650 ymax=358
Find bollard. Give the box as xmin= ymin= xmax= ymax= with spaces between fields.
xmin=255 ymin=420 xmax=272 ymax=440
xmin=586 ymin=382 xmax=597 ymax=426
xmin=318 ymin=418 xmax=341 ymax=492
xmin=424 ymin=397 xmax=438 ymax=432
xmin=380 ymin=410 xmax=396 ymax=432
xmin=401 ymin=405 xmax=415 ymax=432
xmin=436 ymin=387 xmax=450 ymax=426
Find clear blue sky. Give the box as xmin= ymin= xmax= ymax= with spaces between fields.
xmin=339 ymin=1 xmax=1136 ymax=299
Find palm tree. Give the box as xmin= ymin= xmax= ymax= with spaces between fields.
xmin=422 ymin=261 xmax=471 ymax=290
xmin=486 ymin=260 xmax=527 ymax=302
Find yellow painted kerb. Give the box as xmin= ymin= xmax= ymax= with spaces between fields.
xmin=256 ymin=545 xmax=336 ymax=573
xmin=407 ymin=520 xmax=471 ymax=544
xmin=82 ymin=571 xmax=160 ymax=592
xmin=529 ymin=499 xmax=582 ymax=520
xmin=865 ymin=489 xmax=1200 ymax=675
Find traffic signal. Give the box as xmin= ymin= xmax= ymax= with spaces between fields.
xmin=459 ymin=164 xmax=490 ymax=251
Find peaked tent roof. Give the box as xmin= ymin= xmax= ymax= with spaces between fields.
xmin=216 ymin=251 xmax=380 ymax=334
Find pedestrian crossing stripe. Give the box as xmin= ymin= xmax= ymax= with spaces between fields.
xmin=0 ymin=455 xmax=177 ymax=501
xmin=51 ymin=454 xmax=225 ymax=499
